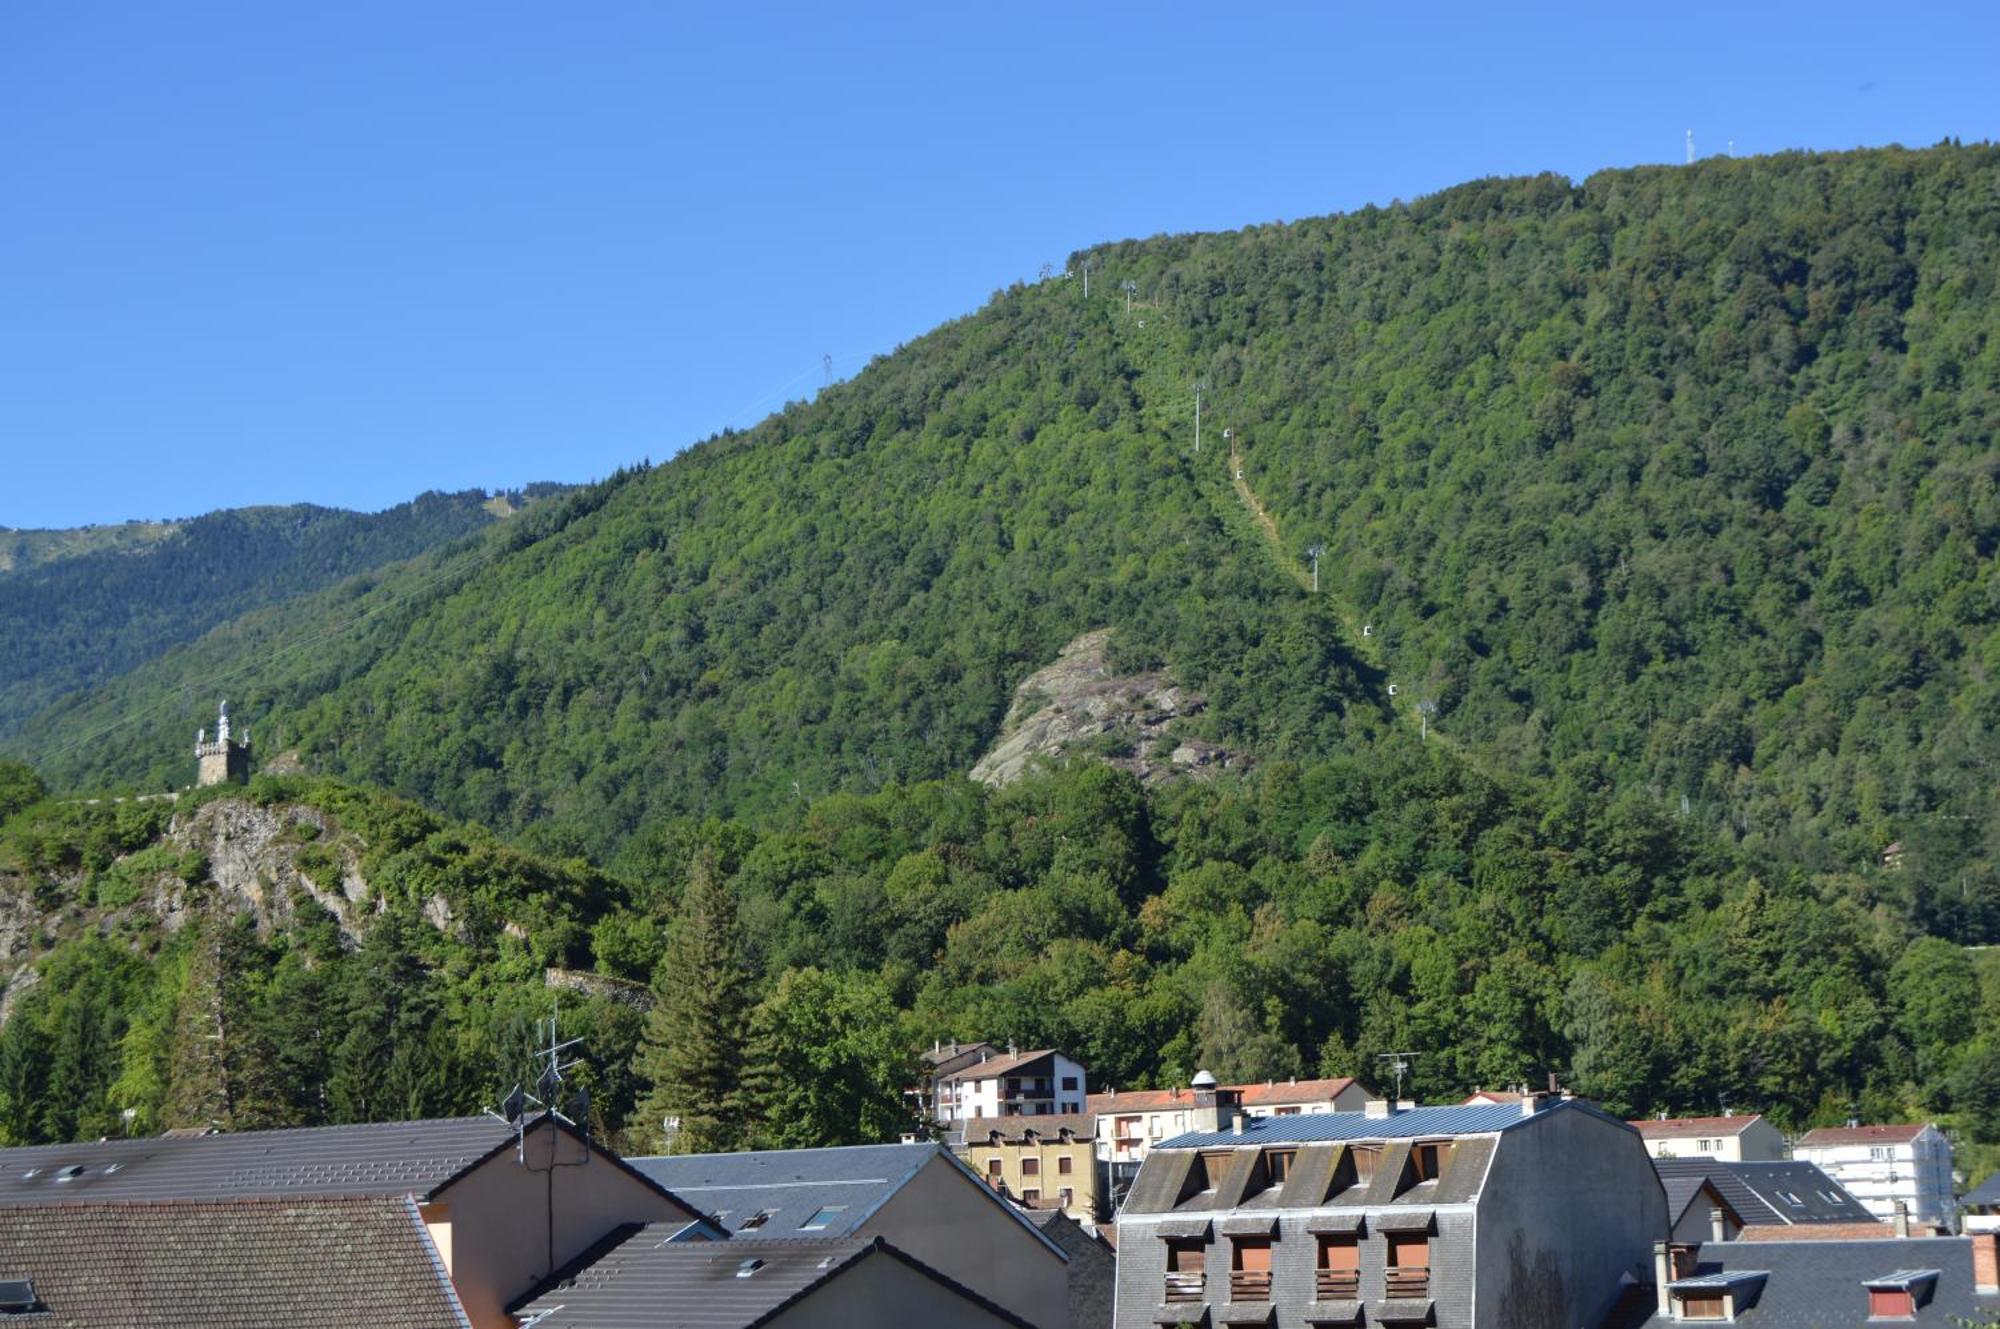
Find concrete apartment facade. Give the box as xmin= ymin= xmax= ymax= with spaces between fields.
xmin=1628 ymin=1114 xmax=1785 ymax=1162
xmin=936 ymin=1050 xmax=1091 ymax=1125
xmin=1113 ymin=1096 xmax=1664 ymax=1329
xmin=1793 ymin=1123 xmax=1956 ymax=1229
xmin=964 ymin=1114 xmax=1101 ymax=1222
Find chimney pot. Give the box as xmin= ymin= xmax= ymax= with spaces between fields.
xmin=1710 ymin=1207 xmax=1728 ymax=1243
xmin=1365 ymin=1099 xmax=1394 ymax=1119
xmin=1653 ymin=1241 xmax=1672 ymax=1317
xmin=1894 ymin=1200 xmax=1910 ymax=1239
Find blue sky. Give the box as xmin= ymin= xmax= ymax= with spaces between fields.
xmin=4 ymin=1 xmax=1996 ymax=527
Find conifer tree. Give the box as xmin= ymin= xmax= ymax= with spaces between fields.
xmin=636 ymin=850 xmax=749 ymax=1153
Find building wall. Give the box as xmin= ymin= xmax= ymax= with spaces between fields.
xmin=966 ymin=1137 xmax=1099 ymax=1222
xmin=769 ymin=1251 xmax=1027 ymax=1329
xmin=1096 ymin=1083 xmax=1367 ymax=1167
xmin=1472 ymin=1108 xmax=1665 ymax=1329
xmin=1641 ymin=1119 xmax=1784 ymax=1163
xmin=430 ymin=1123 xmax=697 ymax=1329
xmin=1032 ymin=1214 xmax=1114 ymax=1329
xmin=867 ymin=1154 xmax=1069 ymax=1329
xmin=1796 ymin=1132 xmax=1956 ymax=1227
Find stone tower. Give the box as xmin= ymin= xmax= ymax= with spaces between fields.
xmin=194 ymin=700 xmax=251 ymax=787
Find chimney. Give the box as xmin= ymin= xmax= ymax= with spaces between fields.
xmin=1190 ymin=1071 xmax=1222 ymax=1133
xmin=1653 ymin=1242 xmax=1673 ymax=1318
xmin=1230 ymin=1111 xmax=1244 ymax=1137
xmin=1710 ymin=1207 xmax=1727 ymax=1243
xmin=1971 ymin=1232 xmax=1999 ymax=1294
xmin=1365 ymin=1098 xmax=1396 ymax=1119
xmin=1893 ymin=1200 xmax=1910 ymax=1239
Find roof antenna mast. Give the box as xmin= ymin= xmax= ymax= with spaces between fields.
xmin=1375 ymin=1051 xmax=1420 ymax=1104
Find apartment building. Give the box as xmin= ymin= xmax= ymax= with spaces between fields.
xmin=934 ymin=1049 xmax=1090 ymax=1125
xmin=963 ymin=1114 xmax=1101 ymax=1223
xmin=1114 ymin=1095 xmax=1663 ymax=1329
xmin=1628 ymin=1113 xmax=1785 ymax=1162
xmin=1793 ymin=1123 xmax=1956 ymax=1229
xmin=1093 ymin=1072 xmax=1368 ymax=1171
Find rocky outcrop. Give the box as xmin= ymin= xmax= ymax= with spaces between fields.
xmin=970 ymin=630 xmax=1249 ymax=787
xmin=164 ymin=798 xmax=372 ymax=941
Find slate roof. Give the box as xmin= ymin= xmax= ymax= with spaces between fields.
xmin=1796 ymin=1122 xmax=1932 ymax=1147
xmin=0 ymin=1116 xmax=514 ymax=1207
xmin=1963 ymin=1171 xmax=2000 ymax=1208
xmin=512 ymin=1233 xmax=1035 ymax=1329
xmin=0 ymin=1195 xmax=469 ymax=1327
xmin=1630 ymin=1114 xmax=1770 ymax=1140
xmin=1622 ymin=1237 xmax=2000 ymax=1326
xmin=630 ymin=1142 xmax=1066 ymax=1261
xmin=1157 ymin=1098 xmax=1610 ymax=1148
xmin=1653 ymin=1160 xmax=1876 ymax=1226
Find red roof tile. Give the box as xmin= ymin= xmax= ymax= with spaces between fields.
xmin=1796 ymin=1123 xmax=1932 ymax=1147
xmin=1629 ymin=1115 xmax=1770 ymax=1139
xmin=1088 ymin=1077 xmax=1360 ymax=1114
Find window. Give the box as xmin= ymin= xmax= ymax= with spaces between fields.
xmin=1266 ymin=1150 xmax=1296 ymax=1183
xmin=1386 ymin=1233 xmax=1430 ymax=1296
xmin=1116 ymin=1116 xmax=1142 ymax=1140
xmin=1021 ymin=1188 xmax=1040 ymax=1205
xmin=1164 ymin=1239 xmax=1206 ymax=1303
xmin=987 ymin=1158 xmax=1003 ymax=1177
xmin=1697 ymin=1137 xmax=1713 ymax=1152
xmin=1868 ymin=1288 xmax=1915 ymax=1318
xmin=1058 ymin=1186 xmax=1074 ymax=1209
xmin=1022 ymin=1156 xmax=1040 ymax=1176
xmin=799 ymin=1205 xmax=845 ymax=1231
xmin=1351 ymin=1146 xmax=1381 ymax=1182
xmin=1275 ymin=1105 xmax=1301 ymax=1115
xmin=739 ymin=1208 xmax=778 ymax=1231
xmin=1871 ymin=1147 xmax=1894 ymax=1161
xmin=1411 ymin=1142 xmax=1452 ymax=1182
xmin=1317 ymin=1235 xmax=1360 ymax=1298
xmin=1230 ymin=1238 xmax=1273 ymax=1300
xmin=1677 ymin=1292 xmax=1726 ymax=1320
xmin=1062 ymin=1076 xmax=1079 ymax=1090
xmin=1058 ymin=1155 xmax=1074 ymax=1175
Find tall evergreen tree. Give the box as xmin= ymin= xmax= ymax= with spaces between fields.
xmin=637 ymin=851 xmax=750 ymax=1153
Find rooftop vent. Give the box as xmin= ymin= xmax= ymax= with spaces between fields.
xmin=735 ymin=1258 xmax=765 ymax=1279
xmin=1191 ymin=1070 xmax=1219 ymax=1090
xmin=53 ymin=1166 xmax=83 ymax=1183
xmin=0 ymin=1280 xmax=38 ymax=1314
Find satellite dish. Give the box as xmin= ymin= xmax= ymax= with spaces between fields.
xmin=1387 ymin=684 xmax=1400 ymax=697
xmin=501 ymin=1084 xmax=528 ymax=1124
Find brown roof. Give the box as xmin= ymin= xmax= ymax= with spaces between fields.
xmin=1087 ymin=1077 xmax=1361 ymax=1113
xmin=1629 ymin=1114 xmax=1770 ymax=1139
xmin=962 ymin=1114 xmax=1097 ymax=1142
xmin=937 ymin=1049 xmax=1060 ymax=1082
xmin=0 ymin=1195 xmax=469 ymax=1327
xmin=1796 ymin=1123 xmax=1932 ymax=1147
xmin=1734 ymin=1220 xmax=1937 ymax=1241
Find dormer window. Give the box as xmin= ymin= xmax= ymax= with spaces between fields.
xmin=1410 ymin=1142 xmax=1452 ymax=1183
xmin=1863 ymin=1270 xmax=1938 ymax=1320
xmin=1266 ymin=1149 xmax=1296 ymax=1184
xmin=1351 ymin=1146 xmax=1381 ymax=1183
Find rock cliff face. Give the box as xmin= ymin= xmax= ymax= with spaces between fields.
xmin=970 ymin=630 xmax=1248 ymax=787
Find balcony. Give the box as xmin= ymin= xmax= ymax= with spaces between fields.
xmin=1163 ymin=1273 xmax=1206 ymax=1304
xmin=1385 ymin=1268 xmax=1430 ymax=1298
xmin=1315 ymin=1270 xmax=1360 ymax=1299
xmin=1228 ymin=1271 xmax=1272 ymax=1301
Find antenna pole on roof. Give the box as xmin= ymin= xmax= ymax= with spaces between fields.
xmin=1375 ymin=1051 xmax=1420 ymax=1104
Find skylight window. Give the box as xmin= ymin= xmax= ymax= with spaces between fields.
xmin=53 ymin=1166 xmax=83 ymax=1183
xmin=800 ymin=1206 xmax=846 ymax=1231
xmin=735 ymin=1258 xmax=765 ymax=1279
xmin=739 ymin=1208 xmax=778 ymax=1231
xmin=0 ymin=1280 xmax=38 ymax=1314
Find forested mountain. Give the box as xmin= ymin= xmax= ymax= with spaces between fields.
xmin=3 ymin=143 xmax=2000 ymax=1157
xmin=0 ymin=487 xmax=567 ymax=741
xmin=10 ymin=147 xmax=1994 ymax=906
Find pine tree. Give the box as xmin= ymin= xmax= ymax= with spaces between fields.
xmin=636 ymin=851 xmax=750 ymax=1153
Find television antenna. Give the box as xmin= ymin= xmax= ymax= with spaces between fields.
xmin=484 ymin=1003 xmax=592 ymax=1160
xmin=1685 ymin=129 xmax=1695 ymax=164
xmin=1121 ymin=280 xmax=1138 ymax=315
xmin=1306 ymin=543 xmax=1325 ymax=593
xmin=1416 ymin=698 xmax=1438 ymax=742
xmin=1081 ymin=257 xmax=1093 ymax=299
xmin=823 ymin=354 xmax=833 ymax=388
xmin=1376 ymin=1051 xmax=1421 ymax=1102
xmin=1193 ymin=380 xmax=1209 ymax=454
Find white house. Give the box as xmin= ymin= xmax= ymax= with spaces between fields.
xmin=932 ymin=1048 xmax=1088 ymax=1125
xmin=1627 ymin=1113 xmax=1786 ymax=1162
xmin=1794 ymin=1123 xmax=1956 ymax=1229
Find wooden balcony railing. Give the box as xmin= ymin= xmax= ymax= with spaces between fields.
xmin=1228 ymin=1271 xmax=1272 ymax=1301
xmin=1385 ymin=1268 xmax=1431 ymax=1297
xmin=1163 ymin=1273 xmax=1206 ymax=1304
xmin=1315 ymin=1269 xmax=1361 ymax=1299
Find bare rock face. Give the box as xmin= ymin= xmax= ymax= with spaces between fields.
xmin=165 ymin=799 xmax=372 ymax=941
xmin=970 ymin=630 xmax=1249 ymax=787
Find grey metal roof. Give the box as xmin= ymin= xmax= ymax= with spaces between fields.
xmin=1155 ymin=1098 xmax=1607 ymax=1149
xmin=0 ymin=1116 xmax=514 ymax=1207
xmin=1627 ymin=1238 xmax=2000 ymax=1327
xmin=630 ymin=1142 xmax=1065 ymax=1262
xmin=1964 ymin=1171 xmax=2000 ymax=1208
xmin=1653 ymin=1159 xmax=1875 ymax=1226
xmin=513 ymin=1233 xmax=1036 ymax=1329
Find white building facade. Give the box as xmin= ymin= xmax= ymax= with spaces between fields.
xmin=932 ymin=1049 xmax=1087 ymax=1125
xmin=1627 ymin=1113 xmax=1786 ymax=1162
xmin=1793 ymin=1123 xmax=1956 ymax=1229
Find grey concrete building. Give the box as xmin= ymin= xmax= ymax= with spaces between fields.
xmin=1113 ymin=1096 xmax=1664 ymax=1329
xmin=1027 ymin=1208 xmax=1116 ymax=1329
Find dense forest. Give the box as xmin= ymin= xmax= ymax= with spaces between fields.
xmin=1 ymin=752 xmax=1998 ymax=1175
xmin=0 ymin=486 xmax=565 ymax=740
xmin=0 ymin=145 xmax=1997 ymax=1166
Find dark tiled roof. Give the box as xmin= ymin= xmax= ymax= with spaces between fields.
xmin=0 ymin=1117 xmax=513 ymax=1207
xmin=513 ymin=1233 xmax=1035 ymax=1329
xmin=1653 ymin=1160 xmax=1875 ymax=1226
xmin=1964 ymin=1171 xmax=2000 ymax=1208
xmin=0 ymin=1195 xmax=468 ymax=1327
xmin=631 ymin=1143 xmax=940 ymax=1240
xmin=1157 ymin=1098 xmax=1610 ymax=1148
xmin=937 ymin=1050 xmax=1060 ymax=1083
xmin=1626 ymin=1237 xmax=2000 ymax=1326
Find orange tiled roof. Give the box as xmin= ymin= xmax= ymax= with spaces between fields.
xmin=1088 ymin=1077 xmax=1361 ymax=1114
xmin=1630 ymin=1114 xmax=1769 ymax=1139
xmin=1796 ymin=1123 xmax=1931 ymax=1147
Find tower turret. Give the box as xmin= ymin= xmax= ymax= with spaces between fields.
xmin=194 ymin=700 xmax=252 ymax=787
